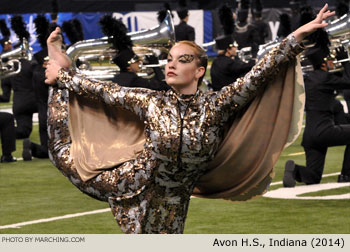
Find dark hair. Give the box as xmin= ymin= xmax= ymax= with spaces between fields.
xmin=177 ymin=9 xmax=188 ymax=20
xmin=173 ymin=40 xmax=208 ymax=86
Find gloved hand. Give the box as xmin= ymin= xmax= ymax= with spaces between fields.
xmin=145 ymin=55 xmax=159 ymax=64
xmin=336 ymin=46 xmax=348 ymax=61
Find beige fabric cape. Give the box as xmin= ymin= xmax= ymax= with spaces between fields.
xmin=68 ymin=59 xmax=305 ymax=201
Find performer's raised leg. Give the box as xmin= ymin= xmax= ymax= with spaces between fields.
xmin=47 ymin=87 xmax=147 ymax=201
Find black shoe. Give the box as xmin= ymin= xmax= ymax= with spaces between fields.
xmin=22 ymin=138 xmax=32 ymax=161
xmin=0 ymin=155 xmax=17 ymax=163
xmin=283 ymin=160 xmax=296 ymax=187
xmin=338 ymin=174 xmax=350 ymax=183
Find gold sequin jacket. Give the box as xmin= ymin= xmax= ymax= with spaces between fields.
xmin=54 ymin=34 xmax=303 ymax=233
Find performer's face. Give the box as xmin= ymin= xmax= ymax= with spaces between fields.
xmin=129 ymin=61 xmax=141 ymax=73
xmin=227 ymin=46 xmax=237 ymax=57
xmin=165 ymin=43 xmax=205 ymax=93
xmin=3 ymin=42 xmax=12 ymax=52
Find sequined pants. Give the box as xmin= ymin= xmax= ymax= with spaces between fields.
xmin=47 ymin=87 xmax=190 ymax=233
xmin=47 ymin=87 xmax=147 ymax=202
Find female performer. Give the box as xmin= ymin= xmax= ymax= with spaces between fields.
xmin=45 ymin=4 xmax=334 ymax=233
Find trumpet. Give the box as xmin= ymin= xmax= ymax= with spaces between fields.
xmin=0 ymin=38 xmax=33 ymax=79
xmin=66 ymin=11 xmax=175 ymax=80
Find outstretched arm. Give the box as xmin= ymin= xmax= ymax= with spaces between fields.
xmin=212 ymin=3 xmax=335 ymax=117
xmin=292 ymin=3 xmax=335 ymax=43
xmin=45 ymin=62 xmax=154 ymax=119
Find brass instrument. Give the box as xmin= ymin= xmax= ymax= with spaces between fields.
xmin=325 ymin=14 xmax=350 ymax=72
xmin=66 ymin=11 xmax=175 ymax=80
xmin=257 ymin=39 xmax=315 ymax=73
xmin=326 ymin=14 xmax=350 ymax=41
xmin=201 ymin=40 xmax=215 ymax=50
xmin=202 ymin=40 xmax=253 ymax=63
xmin=299 ymin=13 xmax=350 ymax=73
xmin=256 ymin=39 xmax=280 ymax=61
xmin=257 ymin=39 xmax=347 ymax=74
xmin=237 ymin=46 xmax=253 ymax=63
xmin=0 ymin=38 xmax=33 ymax=79
xmin=257 ymin=39 xmax=317 ymax=73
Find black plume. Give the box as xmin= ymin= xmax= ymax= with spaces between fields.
xmin=62 ymin=21 xmax=77 ymax=45
xmin=62 ymin=18 xmax=84 ymax=44
xmin=10 ymin=15 xmax=29 ymax=43
xmin=112 ymin=19 xmax=132 ymax=51
xmin=157 ymin=10 xmax=167 ymax=23
xmin=157 ymin=3 xmax=173 ymax=23
xmin=336 ymin=1 xmax=349 ymax=17
xmin=62 ymin=19 xmax=84 ymax=45
xmin=314 ymin=29 xmax=330 ymax=56
xmin=99 ymin=15 xmax=132 ymax=51
xmin=34 ymin=15 xmax=50 ymax=48
xmin=99 ymin=15 xmax=116 ymax=37
xmin=218 ymin=5 xmax=234 ymax=35
xmin=0 ymin=19 xmax=10 ymax=38
xmin=165 ymin=3 xmax=172 ymax=11
xmin=72 ymin=19 xmax=84 ymax=41
xmin=299 ymin=6 xmax=330 ymax=55
xmin=278 ymin=13 xmax=291 ymax=38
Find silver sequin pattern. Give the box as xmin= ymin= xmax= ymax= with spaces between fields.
xmin=48 ymin=34 xmax=303 ymax=233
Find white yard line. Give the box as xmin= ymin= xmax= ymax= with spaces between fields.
xmin=284 ymin=151 xmax=305 ymax=157
xmin=0 ymin=172 xmax=343 ymax=230
xmin=0 ymin=108 xmax=38 ymax=123
xmin=270 ymin=172 xmax=340 ymax=186
xmin=0 ymin=208 xmax=110 ymax=230
xmin=264 ymin=182 xmax=350 ymax=200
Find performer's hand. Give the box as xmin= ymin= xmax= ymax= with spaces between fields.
xmin=47 ymin=27 xmax=72 ymax=68
xmin=336 ymin=46 xmax=348 ymax=61
xmin=45 ymin=60 xmax=62 ymax=85
xmin=292 ymin=3 xmax=335 ymax=43
xmin=47 ymin=27 xmax=63 ymax=51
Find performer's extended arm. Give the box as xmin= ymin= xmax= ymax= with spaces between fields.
xmin=56 ymin=69 xmax=154 ymax=119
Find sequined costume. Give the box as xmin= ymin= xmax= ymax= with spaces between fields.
xmin=47 ymin=34 xmax=303 ymax=233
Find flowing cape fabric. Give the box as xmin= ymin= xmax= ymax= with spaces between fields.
xmin=68 ymin=59 xmax=305 ymax=201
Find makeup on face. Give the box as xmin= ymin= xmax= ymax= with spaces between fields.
xmin=167 ymin=54 xmax=196 ymax=64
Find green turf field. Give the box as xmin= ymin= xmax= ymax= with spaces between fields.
xmin=0 ymin=122 xmax=349 ymax=234
xmin=0 ymin=75 xmax=349 ymax=234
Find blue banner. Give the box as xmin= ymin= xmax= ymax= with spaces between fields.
xmin=0 ymin=13 xmax=109 ymax=52
xmin=0 ymin=11 xmax=215 ymax=54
